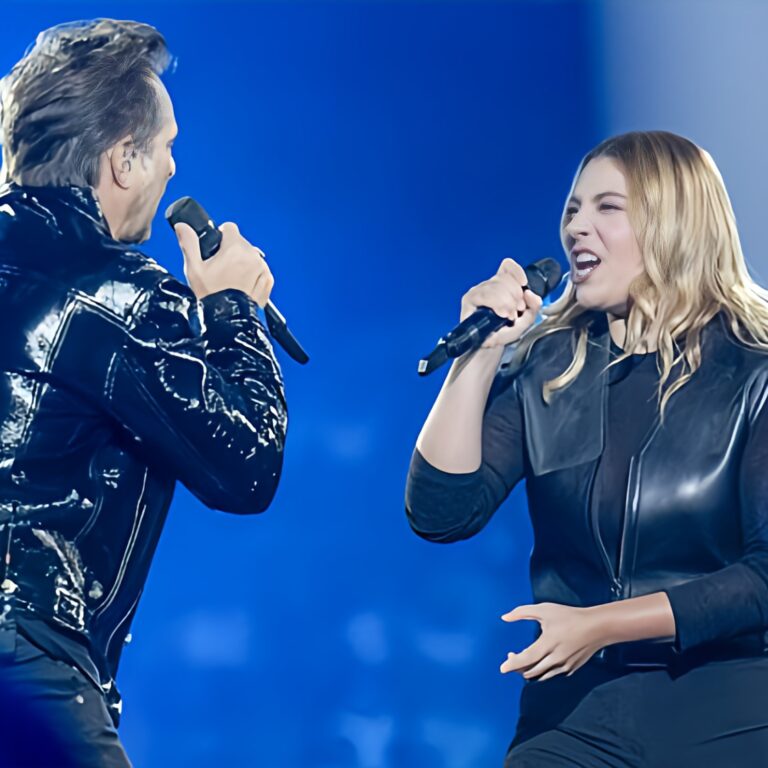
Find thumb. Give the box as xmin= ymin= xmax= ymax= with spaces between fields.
xmin=174 ymin=222 xmax=201 ymax=264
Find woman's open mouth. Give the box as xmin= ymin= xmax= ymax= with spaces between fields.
xmin=572 ymin=253 xmax=601 ymax=284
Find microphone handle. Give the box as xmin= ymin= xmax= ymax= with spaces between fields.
xmin=417 ymin=257 xmax=562 ymax=376
xmin=443 ymin=307 xmax=515 ymax=358
xmin=165 ymin=197 xmax=309 ymax=364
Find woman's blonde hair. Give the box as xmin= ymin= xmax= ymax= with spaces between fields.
xmin=514 ymin=130 xmax=768 ymax=421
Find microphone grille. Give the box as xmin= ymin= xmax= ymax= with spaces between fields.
xmin=525 ymin=258 xmax=563 ymax=298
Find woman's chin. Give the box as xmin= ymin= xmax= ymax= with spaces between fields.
xmin=574 ymin=288 xmax=604 ymax=310
xmin=574 ymin=284 xmax=628 ymax=312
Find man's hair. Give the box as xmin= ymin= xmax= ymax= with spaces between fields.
xmin=0 ymin=19 xmax=172 ymax=187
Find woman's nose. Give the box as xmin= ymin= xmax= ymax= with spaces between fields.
xmin=565 ymin=211 xmax=591 ymax=238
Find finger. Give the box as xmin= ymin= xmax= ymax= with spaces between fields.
xmin=500 ymin=654 xmax=520 ymax=674
xmin=522 ymin=652 xmax=565 ymax=680
xmin=250 ymin=270 xmax=275 ymax=308
xmin=537 ymin=664 xmax=571 ymax=682
xmin=495 ymin=271 xmax=526 ymax=299
xmin=482 ymin=283 xmax=522 ymax=320
xmin=462 ymin=287 xmax=516 ymax=323
xmin=479 ymin=310 xmax=536 ymax=348
xmin=260 ymin=273 xmax=276 ymax=305
xmin=500 ymin=638 xmax=549 ymax=674
xmin=497 ymin=258 xmax=527 ymax=286
xmin=219 ymin=221 xmax=241 ymax=237
xmin=523 ymin=288 xmax=543 ymax=312
xmin=174 ymin=222 xmax=202 ymax=263
xmin=500 ymin=648 xmax=547 ymax=675
xmin=480 ymin=311 xmax=538 ymax=348
xmin=501 ymin=605 xmax=540 ymax=622
xmin=565 ymin=651 xmax=595 ymax=677
xmin=495 ymin=275 xmax=527 ymax=314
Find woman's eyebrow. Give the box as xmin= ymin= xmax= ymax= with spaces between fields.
xmin=594 ymin=191 xmax=627 ymax=200
xmin=568 ymin=191 xmax=627 ymax=205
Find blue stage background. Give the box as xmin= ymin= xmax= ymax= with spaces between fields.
xmin=3 ymin=2 xmax=598 ymax=766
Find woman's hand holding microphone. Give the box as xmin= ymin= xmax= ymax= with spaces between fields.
xmin=415 ymin=258 xmax=543 ymax=475
xmin=459 ymin=257 xmax=543 ymax=351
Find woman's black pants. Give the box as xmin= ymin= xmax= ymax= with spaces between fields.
xmin=505 ymin=655 xmax=768 ymax=767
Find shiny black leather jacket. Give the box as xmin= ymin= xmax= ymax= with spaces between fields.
xmin=407 ymin=312 xmax=768 ymax=665
xmin=0 ymin=183 xmax=287 ymax=697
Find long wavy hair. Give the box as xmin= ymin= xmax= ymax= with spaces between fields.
xmin=513 ymin=130 xmax=768 ymax=421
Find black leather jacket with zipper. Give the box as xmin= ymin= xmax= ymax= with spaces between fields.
xmin=406 ymin=311 xmax=768 ymax=667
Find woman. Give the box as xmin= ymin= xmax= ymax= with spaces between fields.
xmin=405 ymin=131 xmax=768 ymax=767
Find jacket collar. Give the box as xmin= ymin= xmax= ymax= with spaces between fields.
xmin=520 ymin=310 xmax=733 ymax=476
xmin=0 ymin=181 xmax=110 ymax=237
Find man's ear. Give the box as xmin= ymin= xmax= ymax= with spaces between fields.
xmin=107 ymin=137 xmax=137 ymax=190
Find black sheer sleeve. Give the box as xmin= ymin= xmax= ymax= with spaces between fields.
xmin=405 ymin=374 xmax=527 ymax=542
xmin=663 ymin=383 xmax=768 ymax=651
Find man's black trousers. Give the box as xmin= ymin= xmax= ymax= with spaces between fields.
xmin=0 ymin=628 xmax=131 ymax=768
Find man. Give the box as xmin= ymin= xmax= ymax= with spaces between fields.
xmin=0 ymin=19 xmax=287 ymax=766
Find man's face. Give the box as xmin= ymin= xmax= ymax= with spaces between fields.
xmin=120 ymin=76 xmax=177 ymax=243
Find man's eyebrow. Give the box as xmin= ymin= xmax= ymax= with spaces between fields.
xmin=567 ymin=191 xmax=627 ymax=205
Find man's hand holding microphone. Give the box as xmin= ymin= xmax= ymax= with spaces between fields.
xmin=173 ymin=220 xmax=275 ymax=307
xmin=166 ymin=197 xmax=308 ymax=363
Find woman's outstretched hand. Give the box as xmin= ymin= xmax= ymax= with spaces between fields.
xmin=499 ymin=602 xmax=606 ymax=682
xmin=499 ymin=594 xmax=677 ymax=682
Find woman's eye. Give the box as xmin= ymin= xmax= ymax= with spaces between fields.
xmin=565 ymin=208 xmax=578 ymax=217
xmin=600 ymin=203 xmax=620 ymax=211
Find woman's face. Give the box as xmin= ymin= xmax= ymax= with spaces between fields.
xmin=563 ymin=156 xmax=645 ymax=317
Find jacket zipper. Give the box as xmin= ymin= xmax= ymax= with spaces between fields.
xmin=593 ymin=348 xmax=669 ymax=601
xmin=588 ymin=369 xmax=623 ymax=599
xmin=617 ymin=415 xmax=663 ymax=598
xmin=104 ymin=590 xmax=142 ymax=668
xmin=588 ymin=457 xmax=623 ymax=599
xmin=1 ymin=502 xmax=18 ymax=592
xmin=93 ymin=469 xmax=148 ymax=619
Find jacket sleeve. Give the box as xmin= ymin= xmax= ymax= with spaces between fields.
xmin=405 ymin=373 xmax=526 ymax=542
xmin=662 ymin=371 xmax=768 ymax=652
xmin=70 ymin=276 xmax=287 ymax=515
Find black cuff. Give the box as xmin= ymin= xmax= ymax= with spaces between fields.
xmin=663 ymin=563 xmax=768 ymax=653
xmin=200 ymin=289 xmax=266 ymax=332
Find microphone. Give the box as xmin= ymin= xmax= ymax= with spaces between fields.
xmin=417 ymin=258 xmax=562 ymax=376
xmin=165 ymin=197 xmax=309 ymax=365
